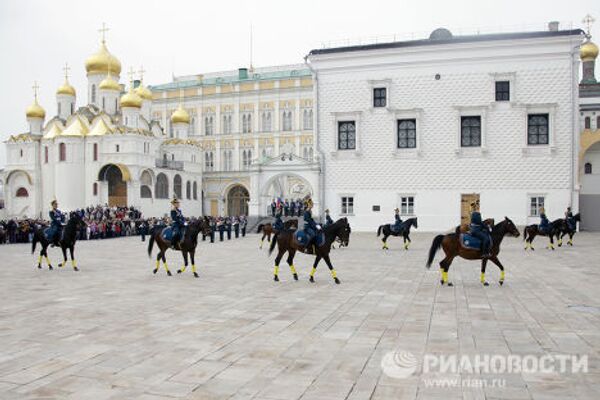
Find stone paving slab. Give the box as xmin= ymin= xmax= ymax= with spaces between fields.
xmin=0 ymin=231 xmax=599 ymax=399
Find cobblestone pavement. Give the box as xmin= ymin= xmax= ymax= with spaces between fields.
xmin=0 ymin=231 xmax=599 ymax=399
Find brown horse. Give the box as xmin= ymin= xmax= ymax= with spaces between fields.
xmin=257 ymin=219 xmax=298 ymax=248
xmin=148 ymin=217 xmax=212 ymax=278
xmin=268 ymin=218 xmax=351 ymax=284
xmin=426 ymin=217 xmax=520 ymax=286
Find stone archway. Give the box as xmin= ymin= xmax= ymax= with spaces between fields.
xmin=98 ymin=164 xmax=130 ymax=207
xmin=227 ymin=185 xmax=249 ymax=216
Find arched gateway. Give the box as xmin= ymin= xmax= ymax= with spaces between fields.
xmin=227 ymin=185 xmax=249 ymax=216
xmin=98 ymin=164 xmax=130 ymax=207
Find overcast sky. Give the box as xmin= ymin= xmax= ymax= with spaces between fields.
xmin=0 ymin=0 xmax=597 ymax=167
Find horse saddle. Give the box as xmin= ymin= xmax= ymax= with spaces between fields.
xmin=44 ymin=227 xmax=64 ymax=242
xmin=294 ymin=230 xmax=325 ymax=248
xmin=460 ymin=233 xmax=492 ymax=251
xmin=389 ymin=222 xmax=405 ymax=233
xmin=161 ymin=227 xmax=174 ymax=241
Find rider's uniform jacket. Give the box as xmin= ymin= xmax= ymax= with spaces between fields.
xmin=49 ymin=209 xmax=63 ymax=228
xmin=171 ymin=209 xmax=185 ymax=229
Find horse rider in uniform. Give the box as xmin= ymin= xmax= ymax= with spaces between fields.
xmin=539 ymin=207 xmax=550 ymax=234
xmin=273 ymin=204 xmax=284 ymax=233
xmin=170 ymin=197 xmax=185 ymax=250
xmin=48 ymin=199 xmax=64 ymax=247
xmin=393 ymin=208 xmax=403 ymax=232
xmin=469 ymin=201 xmax=491 ymax=258
xmin=303 ymin=197 xmax=320 ymax=252
xmin=564 ymin=207 xmax=575 ymax=231
xmin=324 ymin=209 xmax=334 ymax=229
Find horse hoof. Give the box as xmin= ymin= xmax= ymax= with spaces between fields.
xmin=499 ymin=280 xmax=504 ymax=286
xmin=49 ymin=265 xmax=53 ymax=270
xmin=440 ymin=280 xmax=444 ymax=285
xmin=73 ymin=267 xmax=79 ymax=272
xmin=177 ymin=269 xmax=182 ymax=274
xmin=37 ymin=264 xmax=41 ymax=269
xmin=193 ymin=272 xmax=199 ymax=278
xmin=334 ymin=278 xmax=341 ymax=284
xmin=483 ymin=281 xmax=489 ymax=286
xmin=293 ymin=273 xmax=298 ymax=281
xmin=309 ymin=276 xmax=315 ymax=283
xmin=167 ymin=271 xmax=172 ymax=276
xmin=274 ymin=275 xmax=279 ymax=282
xmin=58 ymin=263 xmax=63 ymax=268
xmin=153 ymin=268 xmax=158 ymax=274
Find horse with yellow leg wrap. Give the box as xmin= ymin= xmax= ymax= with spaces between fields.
xmin=31 ymin=212 xmax=86 ymax=272
xmin=268 ymin=218 xmax=351 ymax=284
xmin=426 ymin=217 xmax=520 ymax=287
xmin=148 ymin=217 xmax=212 ymax=278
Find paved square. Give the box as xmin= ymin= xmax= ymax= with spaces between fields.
xmin=1 ymin=231 xmax=599 ymax=399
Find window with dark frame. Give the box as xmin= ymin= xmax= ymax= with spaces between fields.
xmin=528 ymin=114 xmax=549 ymax=145
xmin=460 ymin=116 xmax=481 ymax=147
xmin=400 ymin=196 xmax=414 ymax=215
xmin=59 ymin=143 xmax=66 ymax=162
xmin=373 ymin=88 xmax=387 ymax=107
xmin=495 ymin=81 xmax=510 ymax=101
xmin=93 ymin=143 xmax=98 ymax=161
xmin=530 ymin=196 xmax=544 ymax=217
xmin=341 ymin=196 xmax=354 ymax=215
xmin=585 ymin=117 xmax=591 ymax=129
xmin=397 ymin=119 xmax=416 ymax=149
xmin=338 ymin=121 xmax=356 ymax=150
xmin=585 ymin=162 xmax=592 ymax=174
xmin=44 ymin=146 xmax=48 ymax=163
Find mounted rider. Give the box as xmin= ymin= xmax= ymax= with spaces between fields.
xmin=565 ymin=207 xmax=576 ymax=231
xmin=47 ymin=199 xmax=64 ymax=247
xmin=170 ymin=197 xmax=185 ymax=249
xmin=273 ymin=204 xmax=284 ymax=232
xmin=393 ymin=208 xmax=403 ymax=232
xmin=539 ymin=207 xmax=550 ymax=234
xmin=469 ymin=201 xmax=491 ymax=257
xmin=303 ymin=196 xmax=320 ymax=251
xmin=323 ymin=208 xmax=334 ymax=228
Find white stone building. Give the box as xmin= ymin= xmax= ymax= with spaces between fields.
xmin=1 ymin=36 xmax=203 ymax=219
xmin=307 ymin=25 xmax=588 ymax=231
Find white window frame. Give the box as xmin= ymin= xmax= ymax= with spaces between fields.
xmin=398 ymin=194 xmax=415 ymax=216
xmin=489 ymin=72 xmax=516 ymax=105
xmin=340 ymin=195 xmax=355 ymax=216
xmin=391 ymin=108 xmax=423 ymax=158
xmin=528 ymin=195 xmax=545 ymax=217
xmin=454 ymin=106 xmax=488 ymax=157
xmin=331 ymin=111 xmax=362 ymax=158
xmin=521 ymin=104 xmax=557 ymax=155
xmin=368 ymin=79 xmax=391 ymax=111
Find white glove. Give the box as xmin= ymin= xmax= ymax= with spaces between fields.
xmin=316 ymin=224 xmax=322 ymax=230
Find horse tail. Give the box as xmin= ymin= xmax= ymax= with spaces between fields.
xmin=268 ymin=233 xmax=278 ymax=256
xmin=148 ymin=231 xmax=155 ymax=258
xmin=522 ymin=226 xmax=527 ymax=241
xmin=377 ymin=225 xmax=382 ymax=237
xmin=426 ymin=234 xmax=445 ymax=269
xmin=31 ymin=230 xmax=39 ymax=254
xmin=256 ymin=224 xmax=264 ymax=234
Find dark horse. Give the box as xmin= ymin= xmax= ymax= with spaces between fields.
xmin=554 ymin=213 xmax=581 ymax=247
xmin=426 ymin=217 xmax=520 ymax=286
xmin=32 ymin=213 xmax=86 ymax=271
xmin=523 ymin=220 xmax=559 ymax=251
xmin=377 ymin=217 xmax=418 ymax=250
xmin=0 ymin=226 xmax=6 ymax=244
xmin=257 ymin=219 xmax=298 ymax=249
xmin=148 ymin=217 xmax=212 ymax=278
xmin=268 ymin=218 xmax=351 ymax=284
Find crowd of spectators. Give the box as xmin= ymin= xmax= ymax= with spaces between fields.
xmin=270 ymin=198 xmax=306 ymax=217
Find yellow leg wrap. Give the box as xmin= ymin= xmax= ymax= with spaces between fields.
xmin=181 ymin=265 xmax=187 ymax=272
xmin=163 ymin=262 xmax=170 ymax=272
xmin=156 ymin=260 xmax=160 ymax=269
xmin=331 ymin=269 xmax=337 ymax=279
xmin=442 ymin=271 xmax=448 ymax=284
xmin=45 ymin=256 xmax=51 ymax=265
xmin=38 ymin=255 xmax=42 ymax=264
xmin=310 ymin=267 xmax=316 ymax=277
xmin=568 ymin=240 xmax=573 ymax=245
xmin=72 ymin=260 xmax=77 ymax=268
xmin=404 ymin=243 xmax=409 ymax=250
xmin=192 ymin=265 xmax=196 ymax=273
xmin=274 ymin=265 xmax=279 ymax=276
xmin=500 ymin=271 xmax=505 ymax=281
xmin=290 ymin=265 xmax=297 ymax=274
xmin=480 ymin=273 xmax=485 ymax=283
xmin=558 ymin=239 xmax=562 ymax=246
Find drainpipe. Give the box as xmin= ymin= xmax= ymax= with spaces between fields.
xmin=570 ymin=38 xmax=579 ymax=214
xmin=304 ymin=54 xmax=325 ymax=217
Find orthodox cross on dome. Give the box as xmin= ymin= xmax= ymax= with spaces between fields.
xmin=98 ymin=22 xmax=109 ymax=44
xmin=32 ymin=81 xmax=40 ymax=100
xmin=62 ymin=63 xmax=71 ymax=81
xmin=127 ymin=67 xmax=136 ymax=86
xmin=138 ymin=66 xmax=146 ymax=82
xmin=583 ymin=14 xmax=595 ymax=37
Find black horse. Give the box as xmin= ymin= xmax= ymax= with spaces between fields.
xmin=377 ymin=217 xmax=418 ymax=250
xmin=554 ymin=213 xmax=581 ymax=246
xmin=268 ymin=218 xmax=351 ymax=284
xmin=523 ymin=220 xmax=559 ymax=250
xmin=148 ymin=217 xmax=212 ymax=278
xmin=32 ymin=213 xmax=86 ymax=271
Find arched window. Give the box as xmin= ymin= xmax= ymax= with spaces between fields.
xmin=140 ymin=185 xmax=152 ymax=198
xmin=585 ymin=117 xmax=591 ymax=129
xmin=597 ymin=116 xmax=600 ymax=130
xmin=585 ymin=162 xmax=593 ymax=174
xmin=20 ymin=149 xmax=23 ymax=158
xmin=93 ymin=143 xmax=98 ymax=161
xmin=174 ymin=174 xmax=182 ymax=198
xmin=44 ymin=146 xmax=48 ymax=163
xmin=91 ymin=84 xmax=96 ymax=103
xmin=16 ymin=187 xmax=28 ymax=197
xmin=155 ymin=173 xmax=169 ymax=199
xmin=70 ymin=103 xmax=74 ymax=114
xmin=102 ymin=97 xmax=105 ymax=111
xmin=186 ymin=180 xmax=191 ymax=199
xmin=309 ymin=147 xmax=313 ymax=160
xmin=58 ymin=103 xmax=61 ymax=115
xmin=193 ymin=181 xmax=198 ymax=200
xmin=93 ymin=182 xmax=98 ymax=196
xmin=283 ymin=110 xmax=293 ymax=131
xmin=59 ymin=142 xmax=66 ymax=162
xmin=303 ymin=147 xmax=308 ymax=158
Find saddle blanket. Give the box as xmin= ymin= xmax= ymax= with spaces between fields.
xmin=295 ymin=230 xmax=325 ymax=248
xmin=44 ymin=228 xmax=63 ymax=242
xmin=389 ymin=223 xmax=405 ymax=233
xmin=161 ymin=227 xmax=174 ymax=241
xmin=460 ymin=233 xmax=486 ymax=250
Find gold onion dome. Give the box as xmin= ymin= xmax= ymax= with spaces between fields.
xmin=99 ymin=74 xmax=121 ymax=91
xmin=135 ymin=84 xmax=152 ymax=100
xmin=26 ymin=99 xmax=46 ymax=119
xmin=171 ymin=104 xmax=190 ymax=124
xmin=85 ymin=42 xmax=121 ymax=76
xmin=581 ymin=40 xmax=599 ymax=62
xmin=56 ymin=80 xmax=76 ymax=96
xmin=120 ymin=87 xmax=143 ymax=108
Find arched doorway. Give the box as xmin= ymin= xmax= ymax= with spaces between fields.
xmin=227 ymin=185 xmax=249 ymax=216
xmin=98 ymin=164 xmax=129 ymax=207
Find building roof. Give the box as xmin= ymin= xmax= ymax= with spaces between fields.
xmin=308 ymin=29 xmax=585 ymax=56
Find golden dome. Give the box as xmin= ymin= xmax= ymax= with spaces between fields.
xmin=85 ymin=42 xmax=121 ymax=76
xmin=56 ymin=80 xmax=76 ymax=96
xmin=171 ymin=104 xmax=190 ymax=124
xmin=581 ymin=40 xmax=599 ymax=62
xmin=26 ymin=99 xmax=46 ymax=119
xmin=135 ymin=84 xmax=152 ymax=100
xmin=99 ymin=75 xmax=121 ymax=91
xmin=120 ymin=88 xmax=142 ymax=108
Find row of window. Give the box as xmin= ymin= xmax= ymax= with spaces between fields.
xmin=41 ymin=142 xmax=152 ymax=163
xmin=145 ymin=174 xmax=198 ymax=200
xmin=336 ymin=113 xmax=550 ymax=150
xmin=371 ymin=81 xmax=511 ymax=108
